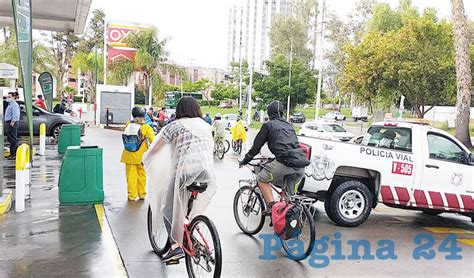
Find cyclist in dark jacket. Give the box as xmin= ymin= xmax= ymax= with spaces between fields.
xmin=240 ymin=100 xmax=309 ymax=214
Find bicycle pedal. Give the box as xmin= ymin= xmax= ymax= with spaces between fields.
xmin=165 ymin=259 xmax=180 ymax=266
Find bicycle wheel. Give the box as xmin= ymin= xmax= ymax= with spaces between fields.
xmin=216 ymin=141 xmax=225 ymax=160
xmin=185 ymin=215 xmax=222 ymax=278
xmin=147 ymin=205 xmax=171 ymax=256
xmin=236 ymin=141 xmax=242 ymax=154
xmin=224 ymin=140 xmax=230 ymax=153
xmin=233 ymin=185 xmax=265 ymax=235
xmin=280 ymin=203 xmax=315 ymax=261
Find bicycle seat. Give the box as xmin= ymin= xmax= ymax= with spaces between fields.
xmin=187 ymin=182 xmax=208 ymax=193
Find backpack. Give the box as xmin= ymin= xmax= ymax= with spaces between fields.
xmin=53 ymin=103 xmax=61 ymax=113
xmin=271 ymin=201 xmax=303 ymax=240
xmin=122 ymin=123 xmax=145 ymax=152
xmin=281 ymin=147 xmax=311 ymax=168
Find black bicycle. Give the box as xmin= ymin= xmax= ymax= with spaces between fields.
xmin=232 ymin=139 xmax=242 ymax=154
xmin=148 ymin=182 xmax=222 ymax=277
xmin=233 ymin=158 xmax=315 ymax=261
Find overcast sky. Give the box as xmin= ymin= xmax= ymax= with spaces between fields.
xmin=91 ymin=0 xmax=474 ymax=69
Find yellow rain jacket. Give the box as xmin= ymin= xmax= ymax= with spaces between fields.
xmin=121 ymin=121 xmax=155 ymax=200
xmin=231 ymin=120 xmax=247 ymax=142
xmin=120 ymin=122 xmax=155 ymax=164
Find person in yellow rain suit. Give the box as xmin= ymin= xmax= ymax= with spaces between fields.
xmin=121 ymin=107 xmax=155 ymax=201
xmin=231 ymin=116 xmax=247 ymax=149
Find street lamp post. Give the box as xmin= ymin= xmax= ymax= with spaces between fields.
xmin=315 ymin=0 xmax=326 ymax=120
xmin=287 ymin=39 xmax=293 ymax=121
xmin=238 ymin=6 xmax=244 ymax=111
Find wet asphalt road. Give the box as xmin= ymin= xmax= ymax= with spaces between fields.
xmin=0 ymin=126 xmax=472 ymax=277
xmin=84 ymin=127 xmax=473 ymax=277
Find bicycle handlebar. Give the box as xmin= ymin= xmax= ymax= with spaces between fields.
xmin=241 ymin=157 xmax=274 ymax=167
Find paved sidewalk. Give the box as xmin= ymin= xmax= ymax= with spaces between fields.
xmin=0 ymin=144 xmax=124 ymax=277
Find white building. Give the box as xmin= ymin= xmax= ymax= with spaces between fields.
xmin=227 ymin=0 xmax=295 ymax=72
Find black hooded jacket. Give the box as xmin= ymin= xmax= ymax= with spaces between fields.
xmin=242 ymin=101 xmax=309 ymax=168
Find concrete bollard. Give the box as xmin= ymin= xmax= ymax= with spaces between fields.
xmin=39 ymin=123 xmax=46 ymax=156
xmin=15 ymin=144 xmax=30 ymax=212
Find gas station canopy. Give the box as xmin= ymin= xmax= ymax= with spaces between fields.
xmin=0 ymin=0 xmax=91 ymax=33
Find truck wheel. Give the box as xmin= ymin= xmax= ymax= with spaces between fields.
xmin=325 ymin=180 xmax=372 ymax=227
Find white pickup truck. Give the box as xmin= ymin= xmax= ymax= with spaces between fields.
xmin=299 ymin=121 xmax=473 ymax=227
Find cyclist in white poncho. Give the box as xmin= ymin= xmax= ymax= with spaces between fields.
xmin=143 ymin=97 xmax=216 ymax=262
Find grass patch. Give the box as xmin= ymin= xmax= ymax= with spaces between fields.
xmin=432 ymin=120 xmax=474 ymax=137
xmin=200 ymin=106 xmax=247 ymax=116
xmin=249 ymin=122 xmax=263 ymax=129
xmin=294 ymin=107 xmax=352 ymax=121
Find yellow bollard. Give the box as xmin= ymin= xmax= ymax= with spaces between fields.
xmin=39 ymin=123 xmax=46 ymax=156
xmin=15 ymin=144 xmax=30 ymax=212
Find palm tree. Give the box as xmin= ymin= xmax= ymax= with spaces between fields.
xmin=451 ymin=0 xmax=472 ymax=148
xmin=108 ymin=28 xmax=187 ymax=105
xmin=71 ymin=51 xmax=104 ymax=102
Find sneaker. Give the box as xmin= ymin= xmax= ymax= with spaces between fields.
xmin=7 ymin=155 xmax=16 ymax=160
xmin=162 ymin=247 xmax=184 ymax=262
xmin=262 ymin=201 xmax=276 ymax=216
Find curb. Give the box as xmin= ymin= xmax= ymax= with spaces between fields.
xmin=0 ymin=189 xmax=13 ymax=214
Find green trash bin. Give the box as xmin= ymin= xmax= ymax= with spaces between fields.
xmin=58 ymin=124 xmax=81 ymax=154
xmin=58 ymin=146 xmax=104 ymax=205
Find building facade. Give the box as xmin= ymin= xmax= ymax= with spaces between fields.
xmin=227 ymin=0 xmax=294 ymax=72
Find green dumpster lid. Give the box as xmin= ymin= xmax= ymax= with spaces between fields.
xmin=61 ymin=124 xmax=81 ymax=129
xmin=65 ymin=146 xmax=102 ymax=156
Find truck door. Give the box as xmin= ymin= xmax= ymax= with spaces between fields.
xmin=417 ymin=132 xmax=473 ymax=213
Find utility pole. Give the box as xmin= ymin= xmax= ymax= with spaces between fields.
xmin=315 ymin=0 xmax=326 ymax=120
xmin=238 ymin=6 xmax=244 ymax=111
xmin=287 ymin=39 xmax=293 ymax=121
xmin=103 ymin=16 xmax=107 ymax=85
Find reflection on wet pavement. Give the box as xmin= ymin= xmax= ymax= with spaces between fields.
xmin=0 ymin=145 xmax=121 ymax=277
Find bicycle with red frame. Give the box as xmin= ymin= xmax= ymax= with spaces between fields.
xmin=233 ymin=156 xmax=316 ymax=261
xmin=147 ymin=182 xmax=222 ymax=277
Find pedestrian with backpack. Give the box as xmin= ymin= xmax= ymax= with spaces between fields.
xmin=121 ymin=107 xmax=155 ymax=201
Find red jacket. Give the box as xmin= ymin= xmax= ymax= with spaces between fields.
xmin=35 ymin=99 xmax=47 ymax=110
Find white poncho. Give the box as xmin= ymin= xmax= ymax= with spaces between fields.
xmin=143 ymin=117 xmax=216 ymax=245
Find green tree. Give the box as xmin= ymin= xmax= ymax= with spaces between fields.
xmin=325 ymin=0 xmax=377 ymax=106
xmin=270 ymin=15 xmax=312 ymax=63
xmin=77 ymin=9 xmax=105 ymax=52
xmin=253 ymin=54 xmax=316 ymax=110
xmin=51 ymin=31 xmax=80 ymax=93
xmin=211 ymin=83 xmax=239 ymax=101
xmin=0 ymin=28 xmax=56 ymax=84
xmin=71 ymin=51 xmax=104 ymax=102
xmin=122 ymin=28 xmax=166 ymax=105
xmin=342 ymin=14 xmax=456 ymax=118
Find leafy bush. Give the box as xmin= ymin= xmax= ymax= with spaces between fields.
xmin=135 ymin=86 xmax=146 ymax=104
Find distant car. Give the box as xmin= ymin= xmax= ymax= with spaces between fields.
xmin=298 ymin=121 xmax=354 ymax=141
xmin=218 ymin=102 xmax=233 ymax=108
xmin=349 ymin=134 xmax=365 ymax=144
xmin=3 ymin=100 xmax=85 ymax=139
xmin=223 ymin=113 xmax=248 ymax=131
xmin=290 ymin=112 xmax=306 ymax=123
xmin=324 ymin=111 xmax=346 ymax=121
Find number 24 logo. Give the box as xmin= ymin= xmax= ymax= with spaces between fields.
xmin=413 ymin=234 xmax=462 ymax=260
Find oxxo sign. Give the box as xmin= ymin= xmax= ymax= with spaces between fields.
xmin=107 ymin=24 xmax=141 ymax=47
